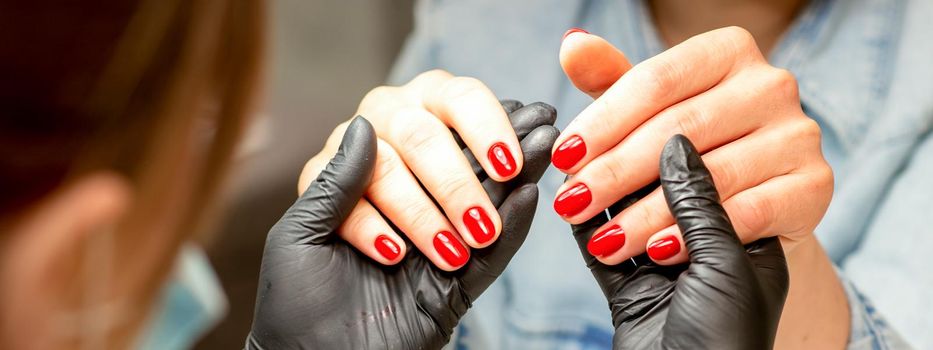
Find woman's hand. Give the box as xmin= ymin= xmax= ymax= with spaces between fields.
xmin=247 ymin=118 xmax=541 ymax=349
xmin=554 ymin=27 xmax=833 ymax=266
xmin=299 ymin=70 xmax=557 ymax=270
xmin=572 ymin=135 xmax=789 ymax=349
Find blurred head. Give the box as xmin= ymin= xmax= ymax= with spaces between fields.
xmin=0 ymin=0 xmax=265 ymax=348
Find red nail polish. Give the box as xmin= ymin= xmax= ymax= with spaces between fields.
xmin=647 ymin=235 xmax=681 ymax=261
xmin=562 ymin=27 xmax=589 ymax=41
xmin=463 ymin=206 xmax=495 ymax=244
xmin=488 ymin=142 xmax=517 ymax=177
xmin=433 ymin=231 xmax=469 ymax=267
xmin=552 ymin=135 xmax=586 ymax=170
xmin=554 ymin=183 xmax=592 ymax=217
xmin=374 ymin=234 xmax=401 ymax=261
xmin=587 ymin=225 xmax=626 ymax=257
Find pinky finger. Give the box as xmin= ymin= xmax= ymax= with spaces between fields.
xmin=338 ymin=198 xmax=408 ymax=265
xmin=646 ymin=170 xmax=833 ymax=265
xmin=645 ymin=225 xmax=687 ymax=263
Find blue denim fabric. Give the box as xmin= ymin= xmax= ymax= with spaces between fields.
xmin=391 ymin=0 xmax=933 ymax=348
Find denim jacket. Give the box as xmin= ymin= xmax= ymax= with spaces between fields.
xmin=390 ymin=0 xmax=933 ymax=348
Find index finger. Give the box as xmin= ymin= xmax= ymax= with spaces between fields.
xmin=552 ymin=26 xmax=761 ymax=173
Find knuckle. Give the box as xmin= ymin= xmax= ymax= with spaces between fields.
xmin=401 ymin=201 xmax=437 ymax=233
xmin=370 ymin=140 xmax=403 ymax=186
xmin=415 ymin=69 xmax=453 ymax=83
xmin=808 ymin=164 xmax=835 ymax=198
xmin=439 ymin=76 xmax=485 ymax=101
xmin=435 ymin=174 xmax=474 ymax=201
xmin=389 ymin=113 xmax=446 ymax=158
xmin=731 ymin=194 xmax=774 ymax=235
xmin=632 ymin=63 xmax=677 ymax=101
xmin=597 ymin=155 xmax=628 ymax=188
xmin=671 ymin=103 xmax=707 ymax=141
xmin=707 ymin=159 xmax=738 ymax=194
xmin=767 ymin=68 xmax=800 ymax=100
xmin=362 ymin=85 xmax=397 ymax=104
xmin=720 ymin=26 xmax=757 ymax=51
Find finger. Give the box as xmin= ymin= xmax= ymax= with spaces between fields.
xmin=277 ymin=116 xmax=376 ymax=245
xmin=460 ymin=184 xmax=537 ymax=299
xmin=452 ymin=99 xmax=527 ymax=149
xmin=484 ymin=125 xmax=559 ymax=206
xmin=366 ymin=139 xmax=470 ymax=271
xmin=379 ymin=108 xmax=501 ymax=250
xmin=337 ymin=198 xmax=407 ymax=265
xmin=463 ymin=102 xmax=558 ymax=180
xmin=658 ymin=134 xmax=748 ymax=266
xmin=500 ymin=99 xmax=524 ymax=114
xmin=587 ymin=128 xmax=804 ymax=264
xmin=559 ymin=29 xmax=632 ymax=99
xmin=552 ymin=26 xmax=761 ymax=173
xmin=555 ymin=66 xmax=792 ymax=223
xmin=420 ymin=75 xmax=524 ymax=181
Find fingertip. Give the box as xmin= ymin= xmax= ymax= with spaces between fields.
xmin=561 ymin=27 xmax=589 ymax=42
xmin=373 ymin=233 xmax=406 ymax=265
xmin=486 ymin=141 xmax=523 ymax=181
xmin=646 ymin=230 xmax=688 ymax=265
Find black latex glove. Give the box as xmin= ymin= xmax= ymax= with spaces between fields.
xmin=246 ymin=101 xmax=558 ymax=349
xmin=571 ymin=135 xmax=789 ymax=349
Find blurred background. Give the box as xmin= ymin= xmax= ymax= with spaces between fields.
xmin=196 ymin=1 xmax=414 ymax=348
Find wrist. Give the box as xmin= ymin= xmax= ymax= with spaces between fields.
xmin=774 ymin=235 xmax=850 ymax=349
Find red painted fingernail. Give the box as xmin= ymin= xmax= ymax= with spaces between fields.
xmin=488 ymin=142 xmax=517 ymax=177
xmin=374 ymin=234 xmax=401 ymax=261
xmin=562 ymin=27 xmax=589 ymax=41
xmin=587 ymin=225 xmax=626 ymax=257
xmin=554 ymin=183 xmax=592 ymax=217
xmin=552 ymin=135 xmax=586 ymax=170
xmin=433 ymin=231 xmax=469 ymax=267
xmin=647 ymin=235 xmax=682 ymax=261
xmin=463 ymin=206 xmax=495 ymax=244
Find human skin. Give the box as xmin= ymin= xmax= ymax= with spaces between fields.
xmin=558 ymin=27 xmax=848 ymax=349
xmin=299 ymin=71 xmax=525 ymax=271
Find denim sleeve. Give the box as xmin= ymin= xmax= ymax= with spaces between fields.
xmin=839 ymin=268 xmax=912 ymax=350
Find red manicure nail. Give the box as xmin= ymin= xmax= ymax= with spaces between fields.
xmin=433 ymin=231 xmax=469 ymax=267
xmin=587 ymin=225 xmax=626 ymax=257
xmin=552 ymin=135 xmax=586 ymax=170
xmin=488 ymin=142 xmax=517 ymax=177
xmin=463 ymin=206 xmax=495 ymax=244
xmin=647 ymin=235 xmax=681 ymax=261
xmin=554 ymin=183 xmax=592 ymax=217
xmin=562 ymin=27 xmax=589 ymax=41
xmin=374 ymin=234 xmax=401 ymax=261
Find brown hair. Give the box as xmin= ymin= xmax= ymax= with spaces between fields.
xmin=0 ymin=0 xmax=264 ymax=345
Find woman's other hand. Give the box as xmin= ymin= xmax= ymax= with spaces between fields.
xmin=247 ymin=117 xmax=541 ymax=349
xmin=572 ymin=135 xmax=789 ymax=349
xmin=555 ymin=27 xmax=832 ymax=266
xmin=299 ymin=71 xmax=556 ymax=270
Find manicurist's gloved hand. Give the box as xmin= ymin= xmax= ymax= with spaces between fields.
xmin=572 ymin=135 xmax=790 ymax=349
xmin=246 ymin=115 xmax=554 ymax=349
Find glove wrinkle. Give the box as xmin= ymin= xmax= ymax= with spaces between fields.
xmin=572 ymin=135 xmax=789 ymax=350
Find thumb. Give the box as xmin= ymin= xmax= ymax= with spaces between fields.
xmin=659 ymin=134 xmax=751 ymax=269
xmin=559 ymin=29 xmax=632 ymax=99
xmin=273 ymin=116 xmax=377 ymax=245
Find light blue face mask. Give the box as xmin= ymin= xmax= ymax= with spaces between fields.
xmin=134 ymin=244 xmax=228 ymax=350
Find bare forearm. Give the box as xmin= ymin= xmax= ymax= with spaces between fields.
xmin=775 ymin=235 xmax=850 ymax=349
